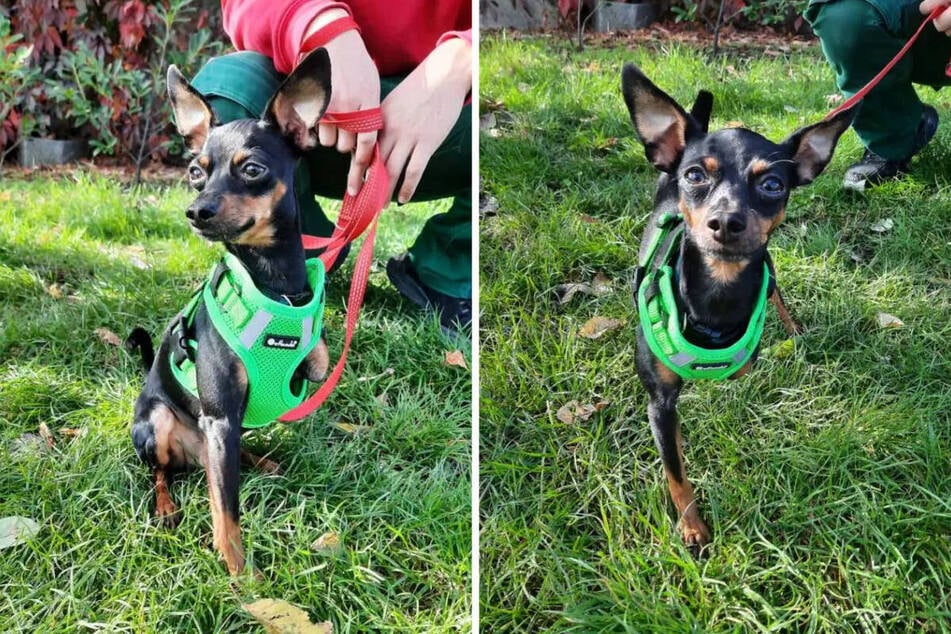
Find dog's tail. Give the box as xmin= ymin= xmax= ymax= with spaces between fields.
xmin=691 ymin=90 xmax=714 ymax=133
xmin=124 ymin=327 xmax=155 ymax=373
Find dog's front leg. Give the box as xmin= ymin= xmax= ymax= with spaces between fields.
xmin=198 ymin=412 xmax=244 ymax=575
xmin=638 ymin=346 xmax=711 ymax=553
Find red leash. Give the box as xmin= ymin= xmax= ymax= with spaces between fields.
xmin=278 ymin=17 xmax=391 ymax=421
xmin=826 ymin=6 xmax=949 ymax=120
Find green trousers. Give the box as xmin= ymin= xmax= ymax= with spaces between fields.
xmin=805 ymin=0 xmax=951 ymax=160
xmin=191 ymin=52 xmax=472 ymax=299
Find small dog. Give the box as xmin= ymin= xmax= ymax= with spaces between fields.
xmin=126 ymin=49 xmax=334 ymax=575
xmin=621 ymin=64 xmax=854 ymax=553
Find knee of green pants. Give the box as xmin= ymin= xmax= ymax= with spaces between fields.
xmin=190 ymin=51 xmax=282 ymax=122
xmin=808 ymin=0 xmax=886 ymax=77
xmin=408 ymin=195 xmax=472 ymax=299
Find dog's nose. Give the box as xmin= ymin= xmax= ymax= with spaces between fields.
xmin=707 ymin=213 xmax=746 ymax=241
xmin=186 ymin=204 xmax=217 ymax=222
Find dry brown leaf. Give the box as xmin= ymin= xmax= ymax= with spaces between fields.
xmin=578 ymin=316 xmax=624 ymax=339
xmin=242 ymin=599 xmax=333 ymax=634
xmin=555 ymin=282 xmax=593 ymax=305
xmin=311 ymin=531 xmax=342 ymax=553
xmin=46 ymin=283 xmax=63 ymax=299
xmin=333 ymin=422 xmax=371 ymax=434
xmin=556 ymin=400 xmax=596 ymax=424
xmin=444 ymin=350 xmax=469 ymax=370
xmin=38 ymin=423 xmax=54 ymax=449
xmin=876 ymin=312 xmax=904 ymax=329
xmin=591 ymin=272 xmax=612 ymax=296
xmin=95 ymin=327 xmax=122 ymax=347
xmin=59 ymin=427 xmax=87 ymax=439
xmin=0 ymin=517 xmax=40 ymax=550
xmin=580 ymin=214 xmax=600 ymax=224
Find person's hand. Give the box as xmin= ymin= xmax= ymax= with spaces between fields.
xmin=302 ymin=9 xmax=381 ymax=195
xmin=921 ymin=0 xmax=951 ymax=34
xmin=379 ymin=37 xmax=472 ymax=204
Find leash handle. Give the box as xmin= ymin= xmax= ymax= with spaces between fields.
xmin=279 ymin=107 xmax=389 ymax=422
xmin=826 ymin=6 xmax=946 ymax=120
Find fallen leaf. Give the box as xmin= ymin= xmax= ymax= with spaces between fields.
xmin=578 ymin=316 xmax=624 ymax=339
xmin=555 ymin=282 xmax=593 ymax=305
xmin=10 ymin=434 xmax=46 ymax=458
xmin=374 ymin=393 xmax=390 ymax=408
xmin=38 ymin=423 xmax=54 ymax=449
xmin=333 ymin=422 xmax=372 ymax=434
xmin=47 ymin=283 xmax=63 ymax=299
xmin=579 ymin=214 xmax=600 ymax=224
xmin=0 ymin=191 xmax=11 ymax=202
xmin=593 ymin=399 xmax=610 ymax=412
xmin=591 ymin=272 xmax=612 ymax=296
xmin=95 ymin=327 xmax=122 ymax=347
xmin=311 ymin=531 xmax=342 ymax=554
xmin=876 ymin=312 xmax=904 ymax=329
xmin=0 ymin=517 xmax=40 ymax=550
xmin=870 ymin=218 xmax=894 ymax=233
xmin=444 ymin=350 xmax=469 ymax=370
xmin=59 ymin=427 xmax=87 ymax=439
xmin=556 ymin=400 xmax=596 ymax=424
xmin=242 ymin=599 xmax=333 ymax=634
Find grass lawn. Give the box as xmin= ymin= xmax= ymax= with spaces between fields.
xmin=480 ymin=33 xmax=951 ymax=632
xmin=0 ymin=172 xmax=471 ymax=632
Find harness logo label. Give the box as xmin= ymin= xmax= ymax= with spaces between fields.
xmin=264 ymin=334 xmax=300 ymax=350
xmin=692 ymin=361 xmax=731 ymax=370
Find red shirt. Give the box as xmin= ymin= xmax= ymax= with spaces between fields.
xmin=222 ymin=0 xmax=471 ymax=76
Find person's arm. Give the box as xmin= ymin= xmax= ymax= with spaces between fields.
xmin=921 ymin=0 xmax=951 ymax=34
xmin=379 ymin=33 xmax=473 ymax=203
xmin=222 ymin=0 xmax=381 ymax=195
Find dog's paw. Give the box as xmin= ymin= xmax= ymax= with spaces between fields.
xmin=154 ymin=500 xmax=182 ymax=529
xmin=679 ymin=516 xmax=711 ymax=557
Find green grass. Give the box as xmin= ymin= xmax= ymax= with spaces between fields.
xmin=479 ymin=35 xmax=951 ymax=632
xmin=0 ymin=173 xmax=471 ymax=632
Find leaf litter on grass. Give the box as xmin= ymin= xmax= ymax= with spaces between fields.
xmin=242 ymin=599 xmax=333 ymax=634
xmin=578 ymin=316 xmax=625 ymax=339
xmin=0 ymin=517 xmax=40 ymax=550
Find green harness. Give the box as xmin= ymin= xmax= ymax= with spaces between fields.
xmin=170 ymin=252 xmax=325 ymax=428
xmin=635 ymin=212 xmax=771 ymax=381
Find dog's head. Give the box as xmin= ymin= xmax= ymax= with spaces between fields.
xmin=621 ymin=63 xmax=853 ymax=261
xmin=166 ymin=49 xmax=331 ymax=248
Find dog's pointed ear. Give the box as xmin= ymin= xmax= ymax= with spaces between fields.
xmin=621 ymin=63 xmax=702 ymax=172
xmin=263 ymin=48 xmax=332 ymax=151
xmin=690 ymin=90 xmax=714 ymax=134
xmin=167 ymin=65 xmax=217 ymax=154
xmin=783 ymin=107 xmax=855 ymax=186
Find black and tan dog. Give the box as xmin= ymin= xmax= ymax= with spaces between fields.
xmin=621 ymin=64 xmax=854 ymax=553
xmin=125 ymin=50 xmax=334 ymax=575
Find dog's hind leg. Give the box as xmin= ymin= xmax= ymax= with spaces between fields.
xmin=132 ymin=403 xmax=205 ymax=529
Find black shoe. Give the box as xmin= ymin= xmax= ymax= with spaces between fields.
xmin=843 ymin=105 xmax=938 ymax=191
xmin=386 ymin=254 xmax=471 ymax=335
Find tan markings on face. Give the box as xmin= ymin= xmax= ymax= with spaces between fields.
xmin=702 ymin=157 xmax=719 ymax=174
xmin=217 ymin=180 xmax=287 ymax=248
xmin=232 ymin=150 xmax=251 ymax=166
xmin=654 ymin=356 xmax=680 ymax=387
xmin=702 ymin=254 xmax=750 ymax=284
xmin=197 ymin=155 xmax=210 ymax=169
xmin=679 ymin=197 xmax=700 ymax=229
xmin=750 ymin=159 xmax=770 ymax=176
xmin=150 ymin=404 xmax=204 ymax=470
xmin=751 ymin=206 xmax=786 ymax=244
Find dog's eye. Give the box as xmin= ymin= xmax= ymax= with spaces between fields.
xmin=241 ymin=162 xmax=267 ymax=180
xmin=683 ymin=166 xmax=707 ymax=185
xmin=758 ymin=175 xmax=785 ymax=196
xmin=187 ymin=165 xmax=206 ymax=189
